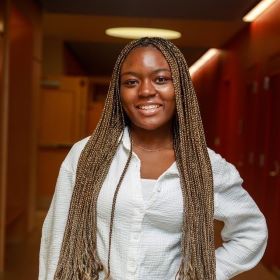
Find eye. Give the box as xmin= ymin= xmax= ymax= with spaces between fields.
xmin=122 ymin=79 xmax=138 ymax=87
xmin=155 ymin=76 xmax=171 ymax=84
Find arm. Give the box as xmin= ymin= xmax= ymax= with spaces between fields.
xmin=39 ymin=137 xmax=89 ymax=280
xmin=208 ymin=149 xmax=268 ymax=280
xmin=39 ymin=163 xmax=74 ymax=280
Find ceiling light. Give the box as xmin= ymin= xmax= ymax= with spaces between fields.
xmin=189 ymin=49 xmax=219 ymax=76
xmin=243 ymin=0 xmax=277 ymax=22
xmin=105 ymin=27 xmax=181 ymax=40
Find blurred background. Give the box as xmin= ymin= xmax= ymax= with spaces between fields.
xmin=0 ymin=0 xmax=279 ymax=279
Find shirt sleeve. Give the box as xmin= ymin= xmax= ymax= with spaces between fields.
xmin=38 ymin=162 xmax=74 ymax=280
xmin=39 ymin=137 xmax=89 ymax=280
xmin=208 ymin=148 xmax=268 ymax=280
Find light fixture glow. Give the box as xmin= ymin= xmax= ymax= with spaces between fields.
xmin=0 ymin=21 xmax=4 ymax=33
xmin=243 ymin=0 xmax=277 ymax=22
xmin=189 ymin=49 xmax=219 ymax=76
xmin=105 ymin=27 xmax=181 ymax=40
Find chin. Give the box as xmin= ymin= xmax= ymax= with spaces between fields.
xmin=132 ymin=121 xmax=167 ymax=131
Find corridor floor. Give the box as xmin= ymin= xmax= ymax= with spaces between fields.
xmin=0 ymin=211 xmax=278 ymax=280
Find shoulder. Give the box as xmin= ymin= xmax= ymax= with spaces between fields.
xmin=207 ymin=147 xmax=238 ymax=174
xmin=61 ymin=136 xmax=91 ymax=173
xmin=207 ymin=147 xmax=243 ymax=189
xmin=207 ymin=147 xmax=226 ymax=170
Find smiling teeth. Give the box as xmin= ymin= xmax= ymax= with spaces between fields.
xmin=138 ymin=105 xmax=160 ymax=110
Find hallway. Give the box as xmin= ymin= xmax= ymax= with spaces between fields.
xmin=1 ymin=0 xmax=280 ymax=279
xmin=0 ymin=211 xmax=278 ymax=280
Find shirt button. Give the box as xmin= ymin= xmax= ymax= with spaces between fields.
xmin=157 ymin=186 xmax=161 ymax=192
xmin=132 ymin=224 xmax=141 ymax=231
xmin=132 ymin=233 xmax=139 ymax=240
xmin=127 ymin=261 xmax=137 ymax=272
xmin=126 ymin=272 xmax=135 ymax=279
xmin=134 ymin=208 xmax=144 ymax=216
xmin=130 ymin=264 xmax=137 ymax=272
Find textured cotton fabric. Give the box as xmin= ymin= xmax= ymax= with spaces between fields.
xmin=141 ymin=179 xmax=157 ymax=202
xmin=39 ymin=128 xmax=268 ymax=280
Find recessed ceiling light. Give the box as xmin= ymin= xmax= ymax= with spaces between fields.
xmin=243 ymin=0 xmax=277 ymax=22
xmin=189 ymin=49 xmax=220 ymax=76
xmin=105 ymin=27 xmax=181 ymax=40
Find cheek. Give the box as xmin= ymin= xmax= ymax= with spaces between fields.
xmin=169 ymin=101 xmax=176 ymax=117
xmin=157 ymin=84 xmax=175 ymax=99
xmin=120 ymin=89 xmax=129 ymax=106
xmin=163 ymin=88 xmax=176 ymax=106
xmin=120 ymin=91 xmax=134 ymax=115
xmin=166 ymin=92 xmax=176 ymax=115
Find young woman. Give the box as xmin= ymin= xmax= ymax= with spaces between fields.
xmin=39 ymin=37 xmax=267 ymax=280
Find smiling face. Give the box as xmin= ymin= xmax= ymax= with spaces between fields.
xmin=120 ymin=46 xmax=176 ymax=132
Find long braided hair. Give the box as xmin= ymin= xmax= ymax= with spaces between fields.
xmin=54 ymin=37 xmax=215 ymax=280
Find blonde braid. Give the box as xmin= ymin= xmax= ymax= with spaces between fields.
xmin=54 ymin=37 xmax=215 ymax=280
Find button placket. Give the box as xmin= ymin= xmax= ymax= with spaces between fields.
xmin=126 ymin=217 xmax=143 ymax=277
xmin=144 ymin=176 xmax=164 ymax=210
xmin=126 ymin=159 xmax=144 ymax=279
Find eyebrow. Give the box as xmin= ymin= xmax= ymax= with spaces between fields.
xmin=120 ymin=68 xmax=171 ymax=77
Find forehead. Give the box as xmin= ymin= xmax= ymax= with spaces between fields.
xmin=121 ymin=46 xmax=170 ymax=71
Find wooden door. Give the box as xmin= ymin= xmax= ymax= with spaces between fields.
xmin=86 ymin=79 xmax=109 ymax=135
xmin=37 ymin=76 xmax=88 ymax=208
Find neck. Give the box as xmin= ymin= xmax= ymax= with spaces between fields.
xmin=130 ymin=124 xmax=173 ymax=149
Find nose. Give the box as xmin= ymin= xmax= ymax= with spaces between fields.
xmin=138 ymin=79 xmax=156 ymax=97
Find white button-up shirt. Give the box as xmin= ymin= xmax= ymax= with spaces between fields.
xmin=39 ymin=128 xmax=268 ymax=280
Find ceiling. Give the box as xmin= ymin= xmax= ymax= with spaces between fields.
xmin=40 ymin=0 xmax=261 ymax=76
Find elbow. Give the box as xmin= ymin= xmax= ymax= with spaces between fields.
xmin=245 ymin=213 xmax=268 ymax=268
xmin=237 ymin=213 xmax=268 ymax=270
xmin=256 ymin=214 xmax=268 ymax=260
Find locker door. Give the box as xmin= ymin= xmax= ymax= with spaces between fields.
xmin=262 ymin=73 xmax=280 ymax=271
xmin=241 ymin=65 xmax=265 ymax=203
xmin=215 ymin=80 xmax=231 ymax=157
xmin=242 ymin=78 xmax=262 ymax=197
xmin=37 ymin=76 xmax=88 ymax=208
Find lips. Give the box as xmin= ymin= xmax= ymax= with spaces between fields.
xmin=135 ymin=103 xmax=163 ymax=117
xmin=136 ymin=104 xmax=162 ymax=110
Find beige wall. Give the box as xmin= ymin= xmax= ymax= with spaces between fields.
xmin=42 ymin=38 xmax=63 ymax=75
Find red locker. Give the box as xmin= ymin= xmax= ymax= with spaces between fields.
xmin=261 ymin=73 xmax=280 ymax=271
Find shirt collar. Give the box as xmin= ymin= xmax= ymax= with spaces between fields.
xmin=121 ymin=126 xmax=132 ymax=151
xmin=120 ymin=127 xmax=179 ymax=176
